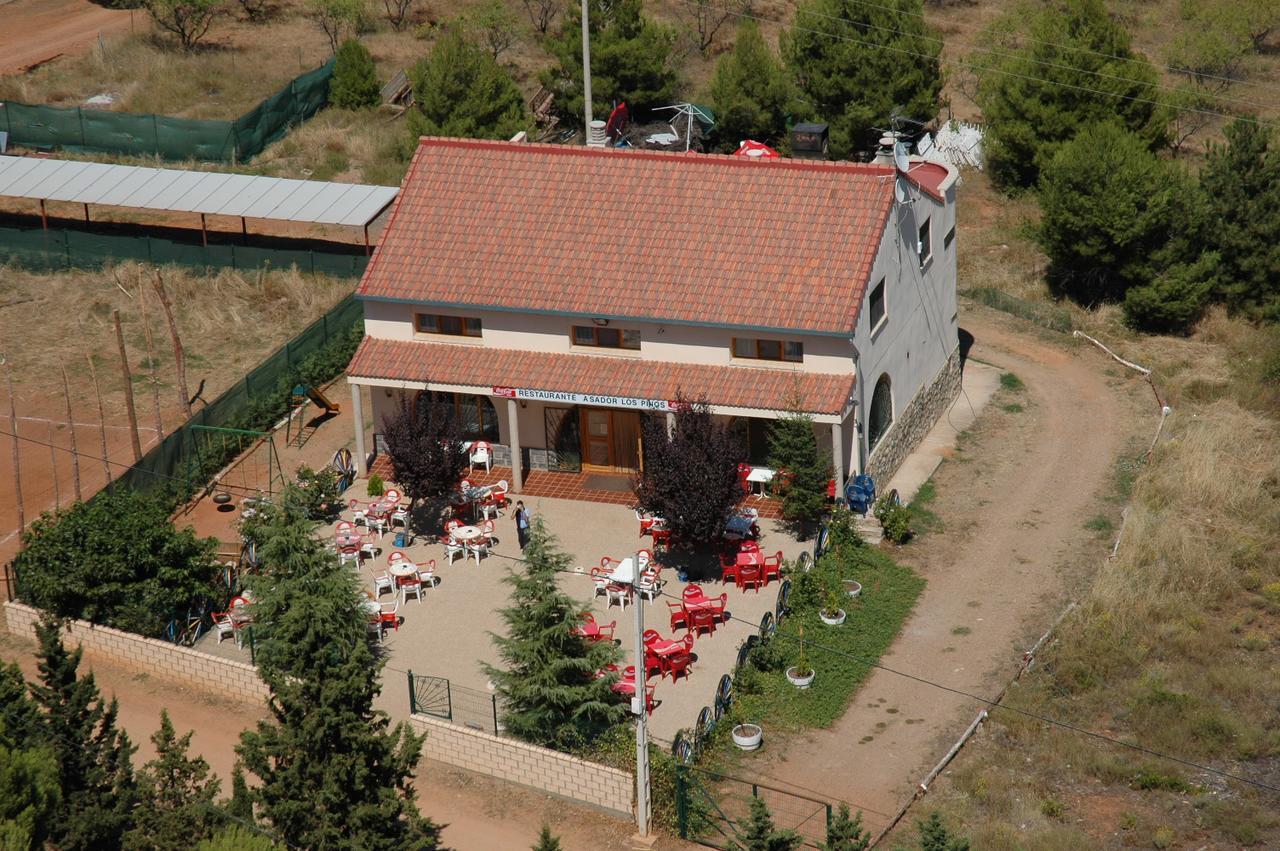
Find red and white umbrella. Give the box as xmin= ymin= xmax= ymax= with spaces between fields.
xmin=733 ymin=140 xmax=780 ymax=158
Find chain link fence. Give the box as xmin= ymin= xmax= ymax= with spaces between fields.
xmin=0 ymin=59 xmax=334 ymax=162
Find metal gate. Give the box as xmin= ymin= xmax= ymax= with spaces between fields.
xmin=676 ymin=766 xmax=833 ymax=849
xmin=407 ymin=671 xmax=501 ymax=736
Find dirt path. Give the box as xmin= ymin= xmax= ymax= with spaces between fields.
xmin=0 ymin=631 xmax=687 ymax=849
xmin=0 ymin=0 xmax=137 ymax=75
xmin=759 ymin=309 xmax=1139 ymax=831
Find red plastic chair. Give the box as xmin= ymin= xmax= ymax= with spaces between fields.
xmin=737 ymin=565 xmax=763 ymax=593
xmin=650 ymin=526 xmax=672 ymax=549
xmin=682 ymin=584 xmax=706 ymax=603
xmin=665 ymin=651 xmax=694 ymax=683
xmin=687 ymin=608 xmax=718 ymax=638
xmin=667 ymin=601 xmax=688 ymax=632
xmin=762 ymin=551 xmax=784 ymax=584
xmin=737 ymin=463 xmax=751 ymax=493
xmin=642 ymin=628 xmax=662 ymax=646
xmin=720 ymin=554 xmax=739 ymax=585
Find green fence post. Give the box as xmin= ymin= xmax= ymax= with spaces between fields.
xmin=77 ymin=107 xmax=86 ymax=147
xmin=491 ymin=693 xmax=498 ymax=735
xmin=676 ymin=766 xmax=689 ymax=838
xmin=751 ymin=784 xmax=759 ymax=798
xmin=826 ymin=803 xmax=833 ymax=832
xmin=146 ymin=235 xmax=152 ymax=264
xmin=407 ymin=670 xmax=416 ymax=714
xmin=63 ymin=230 xmax=71 ymax=269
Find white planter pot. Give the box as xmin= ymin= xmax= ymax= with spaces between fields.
xmin=843 ymin=580 xmax=862 ymax=598
xmin=786 ymin=667 xmax=815 ymax=689
xmin=819 ymin=609 xmax=847 ymax=626
xmin=732 ymin=724 xmax=763 ymax=751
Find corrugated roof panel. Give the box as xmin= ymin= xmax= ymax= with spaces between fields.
xmin=0 ymin=155 xmax=398 ymax=226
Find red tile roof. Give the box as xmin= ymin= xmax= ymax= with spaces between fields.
xmin=347 ymin=337 xmax=855 ymax=416
xmin=358 ymin=138 xmax=897 ymax=334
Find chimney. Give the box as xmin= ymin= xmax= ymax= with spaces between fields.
xmin=872 ymin=135 xmax=897 ymax=166
xmin=790 ymin=123 xmax=829 ymax=160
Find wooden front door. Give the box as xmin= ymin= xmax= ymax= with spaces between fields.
xmin=579 ymin=408 xmax=642 ymax=472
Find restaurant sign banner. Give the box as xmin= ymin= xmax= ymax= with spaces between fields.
xmin=492 ymin=387 xmax=679 ymax=412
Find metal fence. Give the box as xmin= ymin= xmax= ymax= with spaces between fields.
xmin=961 ymin=287 xmax=1073 ymax=333
xmin=407 ymin=671 xmax=501 ymax=736
xmin=676 ymin=766 xmax=833 ymax=849
xmin=0 ymin=60 xmax=334 ymax=162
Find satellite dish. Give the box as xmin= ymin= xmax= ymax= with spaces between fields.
xmin=894 ymin=176 xmax=909 ymax=203
xmin=893 ymin=141 xmax=911 ymax=173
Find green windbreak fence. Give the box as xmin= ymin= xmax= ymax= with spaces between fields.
xmin=111 ymin=294 xmax=364 ymax=498
xmin=0 ymin=59 xmax=334 ymax=162
xmin=0 ymin=225 xmax=368 ymax=277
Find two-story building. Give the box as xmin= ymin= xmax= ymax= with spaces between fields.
xmin=345 ymin=137 xmax=961 ymax=498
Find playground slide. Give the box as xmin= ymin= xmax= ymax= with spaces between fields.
xmin=305 ymin=385 xmax=341 ymax=414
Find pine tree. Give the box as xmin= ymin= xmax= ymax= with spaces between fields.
xmin=707 ymin=20 xmax=800 ymax=151
xmin=767 ymin=404 xmax=831 ymax=534
xmin=227 ymin=763 xmax=253 ymax=822
xmin=541 ymin=0 xmax=682 ymax=126
xmin=0 ymin=662 xmax=41 ymax=744
xmin=741 ymin=796 xmax=803 ymax=851
xmin=0 ymin=736 xmax=60 ymax=851
xmin=236 ymin=488 xmax=443 ymax=850
xmin=1036 ymin=122 xmax=1204 ymax=307
xmin=782 ymin=0 xmax=941 ymax=159
xmin=196 ymin=826 xmax=281 ymax=851
xmin=531 ymin=823 xmax=563 ymax=851
xmin=974 ymin=0 xmax=1167 ymax=191
xmin=1199 ymin=117 xmax=1280 ymax=321
xmin=483 ymin=520 xmax=627 ymax=750
xmin=331 ymin=38 xmax=382 ymax=109
xmin=916 ymin=811 xmax=969 ymax=851
xmin=125 ymin=710 xmax=222 ymax=850
xmin=821 ymin=803 xmax=869 ymax=851
xmin=28 ymin=618 xmax=137 ymax=851
xmin=406 ymin=27 xmax=528 ymax=145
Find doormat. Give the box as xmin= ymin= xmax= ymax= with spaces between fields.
xmin=582 ymin=474 xmax=633 ymax=493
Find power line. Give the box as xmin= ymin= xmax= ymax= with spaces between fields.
xmin=671 ymin=0 xmax=1280 ymax=131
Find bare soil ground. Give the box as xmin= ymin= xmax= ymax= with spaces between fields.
xmin=0 ymin=629 xmax=694 ymax=849
xmin=0 ymin=0 xmax=135 ymax=76
xmin=749 ymin=308 xmax=1145 ymax=832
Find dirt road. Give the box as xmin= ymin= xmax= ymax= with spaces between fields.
xmin=0 ymin=0 xmax=137 ymax=75
xmin=759 ymin=309 xmax=1139 ymax=831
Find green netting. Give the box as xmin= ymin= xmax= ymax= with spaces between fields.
xmin=109 ymin=294 xmax=364 ymax=499
xmin=0 ymin=59 xmax=333 ymax=162
xmin=0 ymin=225 xmax=368 ymax=277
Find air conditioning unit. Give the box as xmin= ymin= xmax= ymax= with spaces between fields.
xmin=790 ymin=123 xmax=829 ymax=160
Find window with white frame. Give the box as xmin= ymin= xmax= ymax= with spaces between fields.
xmin=869 ymin=278 xmax=887 ymax=332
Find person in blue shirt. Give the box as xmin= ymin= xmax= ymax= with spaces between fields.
xmin=514 ymin=500 xmax=530 ymax=550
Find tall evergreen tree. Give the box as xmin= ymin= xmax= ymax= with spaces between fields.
xmin=28 ymin=618 xmax=137 ymax=851
xmin=542 ymin=0 xmax=682 ymax=126
xmin=767 ymin=404 xmax=831 ymax=534
xmin=1036 ymin=122 xmax=1204 ymax=307
xmin=227 ymin=763 xmax=253 ymax=822
xmin=125 ymin=710 xmax=222 ymax=850
xmin=916 ymin=811 xmax=969 ymax=851
xmin=782 ymin=0 xmax=941 ymax=159
xmin=0 ymin=662 xmax=41 ymax=744
xmin=331 ymin=38 xmax=382 ymax=109
xmin=821 ymin=803 xmax=870 ymax=851
xmin=707 ymin=20 xmax=800 ymax=151
xmin=0 ymin=734 xmax=60 ymax=851
xmin=741 ymin=796 xmax=802 ymax=851
xmin=1199 ymin=117 xmax=1280 ymax=321
xmin=236 ymin=488 xmax=442 ymax=850
xmin=531 ymin=824 xmax=563 ymax=851
xmin=483 ymin=520 xmax=627 ymax=751
xmin=406 ymin=27 xmax=528 ymax=145
xmin=974 ymin=0 xmax=1167 ymax=190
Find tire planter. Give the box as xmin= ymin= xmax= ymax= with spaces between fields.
xmin=786 ymin=667 xmax=815 ymax=689
xmin=819 ymin=609 xmax=847 ymax=626
xmin=732 ymin=724 xmax=763 ymax=752
xmin=842 ymin=579 xmax=863 ymax=599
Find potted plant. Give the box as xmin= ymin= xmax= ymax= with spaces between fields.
xmin=842 ymin=578 xmax=863 ymax=599
xmin=732 ymin=722 xmax=763 ymax=751
xmin=785 ymin=627 xmax=815 ymax=689
xmin=819 ymin=588 xmax=846 ymax=626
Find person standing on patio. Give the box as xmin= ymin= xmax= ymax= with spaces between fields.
xmin=514 ymin=501 xmax=531 ymax=550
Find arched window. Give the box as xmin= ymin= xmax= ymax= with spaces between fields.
xmin=867 ymin=374 xmax=893 ymax=453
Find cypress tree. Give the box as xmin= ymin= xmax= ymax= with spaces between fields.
xmin=227 ymin=763 xmax=253 ymax=821
xmin=0 ymin=733 xmax=60 ymax=851
xmin=483 ymin=520 xmax=627 ymax=751
xmin=707 ymin=20 xmax=800 ymax=151
xmin=236 ymin=487 xmax=442 ymax=850
xmin=767 ymin=404 xmax=831 ymax=535
xmin=125 ymin=710 xmax=222 ymax=850
xmin=330 ymin=38 xmax=382 ymax=110
xmin=0 ymin=662 xmax=41 ymax=744
xmin=532 ymin=824 xmax=563 ymax=851
xmin=28 ymin=618 xmax=137 ymax=851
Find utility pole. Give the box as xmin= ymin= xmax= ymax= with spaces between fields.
xmin=630 ymin=551 xmax=651 ymax=837
xmin=580 ymin=0 xmax=593 ymax=134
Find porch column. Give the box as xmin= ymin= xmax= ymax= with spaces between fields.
xmin=350 ymin=383 xmax=367 ymax=476
xmin=831 ymin=420 xmax=844 ymax=493
xmin=507 ymin=398 xmax=523 ymax=493
xmin=666 ymin=411 xmax=675 ymax=436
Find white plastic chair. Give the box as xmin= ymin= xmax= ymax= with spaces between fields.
xmin=372 ymin=571 xmax=395 ymax=598
xmin=470 ymin=441 xmax=492 ymax=473
xmin=212 ymin=612 xmax=237 ymax=646
xmin=348 ymin=499 xmax=367 ymax=526
xmin=606 ymin=583 xmax=630 ymax=610
xmin=467 ymin=537 xmax=491 ymax=565
xmin=401 ymin=577 xmax=424 ymax=605
xmin=443 ymin=537 xmax=466 ymax=565
xmin=417 ymin=559 xmax=439 ymax=588
xmin=338 ymin=543 xmax=361 ymax=567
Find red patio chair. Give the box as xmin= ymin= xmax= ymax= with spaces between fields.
xmin=737 ymin=462 xmax=751 ymax=493
xmin=594 ymin=618 xmax=617 ymax=642
xmin=720 ymin=552 xmax=739 ymax=585
xmin=762 ymin=551 xmax=784 ymax=584
xmin=642 ymin=628 xmax=662 ymax=646
xmin=737 ymin=565 xmax=763 ymax=593
xmin=636 ymin=508 xmax=655 ymax=537
xmin=666 ymin=600 xmax=688 ymax=632
xmin=650 ymin=526 xmax=672 ymax=549
xmin=665 ymin=651 xmax=694 ymax=683
xmin=682 ymin=584 xmax=706 ymax=603
xmin=687 ymin=607 xmax=718 ymax=638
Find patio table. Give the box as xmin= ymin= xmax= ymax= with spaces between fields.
xmin=607 ymin=557 xmax=636 ymax=585
xmin=388 ymin=560 xmax=419 ymax=578
xmin=724 ymin=515 xmax=755 ymax=538
xmin=683 ymin=596 xmax=724 ymax=614
xmin=746 ymin=466 xmax=775 ymax=498
xmin=453 ymin=525 xmax=484 ymax=543
xmin=736 ymin=550 xmax=765 ymax=568
xmin=361 ymin=598 xmax=381 ymax=616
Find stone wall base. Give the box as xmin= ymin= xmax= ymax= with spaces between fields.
xmin=866 ymin=348 xmax=962 ymax=488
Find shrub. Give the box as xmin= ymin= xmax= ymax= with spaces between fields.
xmin=707 ymin=20 xmax=799 ymax=151
xmin=768 ymin=405 xmax=832 ymax=534
xmin=330 ymin=39 xmax=381 ymax=110
xmin=366 ymin=473 xmax=385 ymax=497
xmin=15 ymin=491 xmax=219 ymax=637
xmin=1260 ymin=582 xmax=1280 ymax=605
xmin=1122 ymin=252 xmax=1218 ymax=334
xmin=292 ymin=465 xmax=342 ymax=520
xmin=406 ymin=27 xmax=528 ymax=145
xmin=874 ymin=495 xmax=913 ymax=544
xmin=144 ymin=0 xmax=224 ymax=51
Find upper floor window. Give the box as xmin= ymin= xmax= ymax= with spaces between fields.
xmin=733 ymin=338 xmax=803 ymax=363
xmin=944 ymin=225 xmax=956 ymax=249
xmin=869 ymin=278 xmax=887 ymax=332
xmin=415 ymin=313 xmax=482 ymax=338
xmin=917 ymin=219 xmax=932 ymax=268
xmin=572 ymin=325 xmax=640 ymax=350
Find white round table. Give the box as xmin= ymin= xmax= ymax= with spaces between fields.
xmin=361 ymin=598 xmax=381 ymax=615
xmin=453 ymin=525 xmax=483 ymax=543
xmin=388 ymin=560 xmax=418 ymax=578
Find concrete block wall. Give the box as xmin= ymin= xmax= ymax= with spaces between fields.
xmin=3 ymin=601 xmax=269 ymax=705
xmin=867 ymin=348 xmax=963 ymax=488
xmin=407 ymin=713 xmax=633 ymax=818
